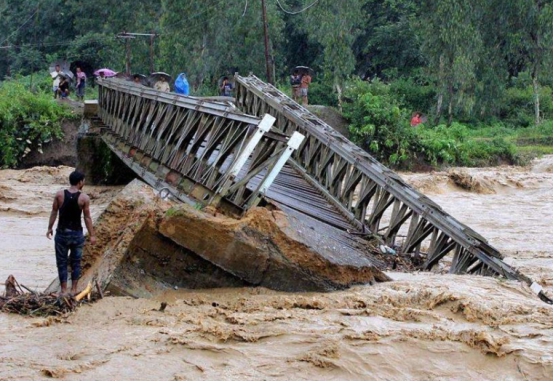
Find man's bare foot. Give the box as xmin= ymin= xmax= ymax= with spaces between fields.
xmin=59 ymin=284 xmax=68 ymax=297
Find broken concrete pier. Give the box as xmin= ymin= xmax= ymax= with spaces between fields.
xmin=45 ymin=180 xmax=388 ymax=297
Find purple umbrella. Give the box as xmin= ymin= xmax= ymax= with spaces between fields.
xmin=93 ymin=68 xmax=117 ymax=77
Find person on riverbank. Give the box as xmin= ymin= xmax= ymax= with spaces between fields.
xmin=58 ymin=75 xmax=70 ymax=99
xmin=46 ymin=170 xmax=96 ymax=296
xmin=50 ymin=64 xmax=61 ymax=99
xmin=410 ymin=112 xmax=422 ymax=127
xmin=75 ymin=67 xmax=86 ymax=101
xmin=290 ymin=70 xmax=301 ymax=102
xmin=219 ymin=76 xmax=233 ymax=97
xmin=300 ymin=73 xmax=312 ymax=106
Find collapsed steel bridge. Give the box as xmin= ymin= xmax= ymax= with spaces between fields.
xmin=93 ymin=75 xmax=551 ymax=304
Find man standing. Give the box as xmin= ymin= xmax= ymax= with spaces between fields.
xmin=154 ymin=77 xmax=170 ymax=92
xmin=410 ymin=112 xmax=422 ymax=127
xmin=76 ymin=67 xmax=86 ymax=101
xmin=219 ymin=76 xmax=233 ymax=97
xmin=46 ymin=171 xmax=96 ymax=296
xmin=50 ymin=64 xmax=61 ymax=99
xmin=300 ymin=73 xmax=312 ymax=106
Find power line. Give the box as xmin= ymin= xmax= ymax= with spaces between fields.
xmin=0 ymin=5 xmax=40 ymax=46
xmin=275 ymin=0 xmax=320 ymax=15
xmin=242 ymin=0 xmax=248 ymax=17
xmin=0 ymin=35 xmax=117 ymax=50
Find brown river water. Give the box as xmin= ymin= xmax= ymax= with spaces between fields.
xmin=0 ymin=158 xmax=552 ymax=380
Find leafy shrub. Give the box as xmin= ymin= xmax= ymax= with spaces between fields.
xmin=308 ymin=80 xmax=338 ymax=107
xmin=414 ymin=123 xmax=517 ymax=167
xmin=518 ymin=120 xmax=553 ymax=139
xmin=343 ymin=79 xmax=413 ymax=165
xmin=343 ymin=78 xmax=537 ymax=169
xmin=0 ymin=79 xmax=72 ymax=168
xmin=389 ymin=77 xmax=436 ymax=116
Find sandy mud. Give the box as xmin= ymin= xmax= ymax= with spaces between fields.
xmin=0 ymin=157 xmax=552 ymax=380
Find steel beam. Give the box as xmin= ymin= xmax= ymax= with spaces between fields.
xmin=234 ymin=74 xmax=551 ymax=304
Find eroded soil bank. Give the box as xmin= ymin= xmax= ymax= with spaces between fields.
xmin=43 ymin=179 xmax=387 ymax=297
xmin=0 ymin=157 xmax=552 ymax=380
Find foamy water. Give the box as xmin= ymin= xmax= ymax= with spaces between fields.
xmin=0 ymin=159 xmax=551 ymax=380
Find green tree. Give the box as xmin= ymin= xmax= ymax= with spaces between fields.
xmin=301 ymin=0 xmax=364 ymax=108
xmin=0 ymin=0 xmax=77 ymax=76
xmin=419 ymin=0 xmax=484 ymax=125
xmin=354 ymin=0 xmax=424 ymax=79
xmin=159 ymin=0 xmax=284 ymax=91
xmin=504 ymin=0 xmax=553 ymax=125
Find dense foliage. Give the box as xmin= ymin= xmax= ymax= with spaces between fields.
xmin=0 ymin=77 xmax=73 ymax=168
xmin=343 ymin=78 xmax=552 ymax=168
xmin=0 ymin=0 xmax=551 ymax=168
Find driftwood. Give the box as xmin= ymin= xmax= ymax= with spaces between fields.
xmin=0 ymin=293 xmax=77 ymax=316
xmin=75 ymin=282 xmax=93 ymax=302
xmin=1 ymin=276 xmax=102 ymax=317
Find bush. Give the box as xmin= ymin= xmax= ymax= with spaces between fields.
xmin=308 ymin=80 xmax=338 ymax=107
xmin=389 ymin=77 xmax=436 ymax=116
xmin=343 ymin=79 xmax=413 ymax=165
xmin=343 ymin=78 xmax=535 ymax=169
xmin=414 ymin=123 xmax=518 ymax=167
xmin=0 ymin=78 xmax=72 ymax=168
xmin=499 ymin=84 xmax=553 ymax=127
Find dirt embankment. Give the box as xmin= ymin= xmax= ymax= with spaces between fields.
xmin=307 ymin=105 xmax=350 ymax=138
xmin=44 ymin=179 xmax=387 ymax=297
xmin=19 ymin=113 xmax=81 ymax=169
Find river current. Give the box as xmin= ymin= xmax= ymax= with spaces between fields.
xmin=0 ymin=158 xmax=551 ymax=380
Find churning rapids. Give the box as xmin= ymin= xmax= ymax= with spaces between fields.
xmin=0 ymin=157 xmax=552 ymax=380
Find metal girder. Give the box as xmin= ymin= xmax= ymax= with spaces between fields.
xmin=96 ymin=78 xmax=302 ymax=213
xmin=234 ymin=74 xmax=551 ymax=304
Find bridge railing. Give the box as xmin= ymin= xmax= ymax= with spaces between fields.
xmin=96 ymin=78 xmax=303 ymax=214
xmin=234 ymin=74 xmax=551 ymax=303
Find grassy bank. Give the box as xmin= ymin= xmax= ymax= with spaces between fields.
xmin=0 ymin=76 xmax=74 ymax=168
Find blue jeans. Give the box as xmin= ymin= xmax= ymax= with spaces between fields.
xmin=55 ymin=229 xmax=85 ymax=284
xmin=77 ymin=84 xmax=85 ymax=98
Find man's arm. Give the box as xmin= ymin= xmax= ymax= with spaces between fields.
xmin=46 ymin=191 xmax=61 ymax=239
xmin=81 ymin=194 xmax=96 ymax=245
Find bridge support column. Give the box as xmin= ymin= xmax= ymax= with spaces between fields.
xmin=76 ymin=120 xmax=136 ymax=185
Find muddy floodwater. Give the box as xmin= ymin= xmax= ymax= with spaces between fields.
xmin=0 ymin=158 xmax=552 ymax=380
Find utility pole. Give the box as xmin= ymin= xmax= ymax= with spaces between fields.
xmin=125 ymin=37 xmax=131 ymax=74
xmin=30 ymin=3 xmax=39 ymax=91
xmin=116 ymin=32 xmax=134 ymax=74
xmin=261 ymin=0 xmax=272 ymax=84
xmin=149 ymin=32 xmax=156 ymax=73
xmin=117 ymin=32 xmax=157 ymax=74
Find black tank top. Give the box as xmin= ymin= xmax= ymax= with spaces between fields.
xmin=58 ymin=190 xmax=83 ymax=231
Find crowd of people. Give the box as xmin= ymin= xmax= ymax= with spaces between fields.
xmin=51 ymin=64 xmax=426 ymax=130
xmin=50 ymin=64 xmax=86 ymax=101
xmin=51 ymin=63 xmax=317 ymax=107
